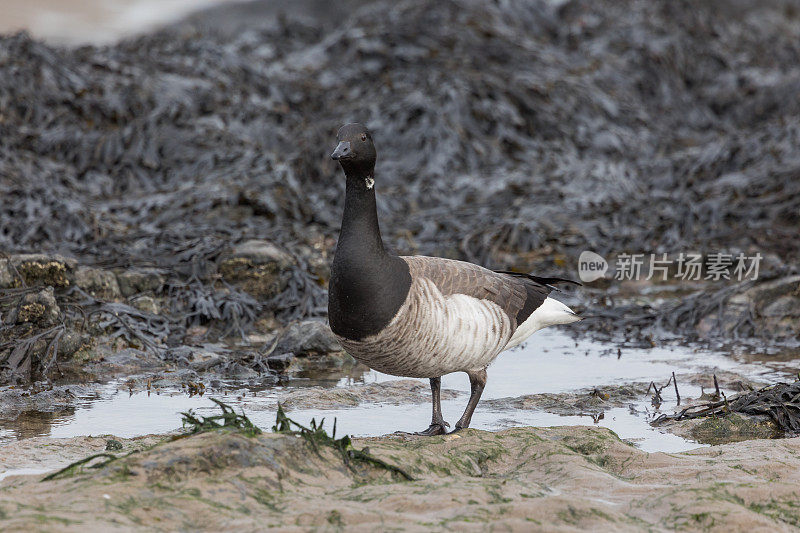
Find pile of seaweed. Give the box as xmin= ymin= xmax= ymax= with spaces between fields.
xmin=1 ymin=0 xmax=799 ymax=357
xmin=654 ymin=380 xmax=800 ymax=434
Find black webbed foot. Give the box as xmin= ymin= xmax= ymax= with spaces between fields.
xmin=414 ymin=422 xmax=449 ymax=436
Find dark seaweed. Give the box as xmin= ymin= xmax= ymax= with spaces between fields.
xmin=653 ymin=380 xmax=800 ymax=434
xmin=0 ymin=287 xmax=66 ymax=383
xmin=1 ymin=0 xmax=799 ymax=356
xmin=181 ymin=398 xmax=262 ymax=437
xmin=273 ymin=403 xmax=414 ymax=481
xmin=3 ymin=1 xmax=799 ymax=264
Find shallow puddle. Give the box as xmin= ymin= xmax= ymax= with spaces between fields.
xmin=1 ymin=330 xmax=796 ymax=459
xmin=0 ymin=468 xmax=50 ymax=482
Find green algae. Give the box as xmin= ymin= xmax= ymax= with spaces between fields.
xmin=272 ymin=404 xmax=414 ymax=481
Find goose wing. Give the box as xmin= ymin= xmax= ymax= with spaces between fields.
xmin=401 ymin=256 xmax=551 ymax=329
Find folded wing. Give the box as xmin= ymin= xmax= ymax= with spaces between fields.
xmin=401 ymin=256 xmax=552 ymax=332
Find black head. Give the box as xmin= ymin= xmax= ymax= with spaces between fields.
xmin=331 ymin=123 xmax=376 ymax=178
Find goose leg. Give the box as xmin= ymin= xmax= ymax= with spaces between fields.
xmin=415 ymin=377 xmax=449 ymax=436
xmin=453 ymin=368 xmax=487 ymax=431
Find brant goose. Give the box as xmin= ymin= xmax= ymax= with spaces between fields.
xmin=328 ymin=123 xmax=581 ymax=435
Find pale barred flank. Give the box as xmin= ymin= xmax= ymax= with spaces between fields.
xmin=337 ymin=277 xmax=514 ymax=377
xmin=337 ymin=279 xmax=581 ymax=378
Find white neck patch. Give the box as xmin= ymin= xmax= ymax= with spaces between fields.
xmin=365 ymin=176 xmax=375 ymax=189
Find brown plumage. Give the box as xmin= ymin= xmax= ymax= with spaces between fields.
xmin=402 ymin=256 xmax=550 ymax=329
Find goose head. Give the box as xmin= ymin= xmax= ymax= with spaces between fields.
xmin=331 ymin=123 xmax=376 ymax=180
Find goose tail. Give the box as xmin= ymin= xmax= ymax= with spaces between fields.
xmin=504 ymin=297 xmax=581 ymax=350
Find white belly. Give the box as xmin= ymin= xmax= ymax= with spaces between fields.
xmin=336 ymin=277 xmax=513 ymax=377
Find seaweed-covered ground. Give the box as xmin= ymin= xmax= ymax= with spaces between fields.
xmin=1 ymin=0 xmax=799 ymax=387
xmin=1 ymin=1 xmax=800 ymax=529
xmin=3 ymin=424 xmax=800 ymax=531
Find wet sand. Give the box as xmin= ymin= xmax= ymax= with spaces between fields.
xmin=2 ymin=426 xmax=800 ymax=531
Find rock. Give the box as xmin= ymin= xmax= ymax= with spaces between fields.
xmin=0 ymin=432 xmax=163 ymax=472
xmin=130 ymin=295 xmax=160 ymax=314
xmin=163 ymin=346 xmax=222 ymax=368
xmin=276 ymin=379 xmax=460 ymax=410
xmin=74 ymin=266 xmax=121 ymax=300
xmin=265 ymin=352 xmax=294 ymax=373
xmin=56 ymin=331 xmax=91 ymax=358
xmin=287 ymin=351 xmax=357 ymax=376
xmin=665 ymin=414 xmax=781 ymax=445
xmin=224 ymin=363 xmax=259 ymax=379
xmin=762 ymin=295 xmax=800 ymax=318
xmin=744 ymin=276 xmax=800 ymax=338
xmin=696 ymin=275 xmax=800 ymax=340
xmin=219 ymin=239 xmax=295 ymax=299
xmin=81 ymin=348 xmax=166 ymax=377
xmin=116 ymin=268 xmax=166 ymax=297
xmin=226 ymin=240 xmax=295 ymax=268
xmin=273 ymin=320 xmax=341 ymax=356
xmin=0 ymin=384 xmax=93 ymax=421
xmin=483 ymin=383 xmax=648 ymax=416
xmin=6 ymin=287 xmax=61 ymax=327
xmin=6 ymin=254 xmax=76 ymax=289
xmin=747 ymin=275 xmax=800 ymax=309
xmin=264 ymin=321 xmax=349 ymax=375
xmin=0 ymin=259 xmax=14 ymax=288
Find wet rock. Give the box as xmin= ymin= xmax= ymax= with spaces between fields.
xmin=0 ymin=384 xmax=93 ymax=421
xmin=762 ymin=296 xmax=800 ymax=318
xmin=116 ymin=268 xmax=166 ymax=297
xmin=276 ymin=379 xmax=460 ymax=410
xmin=483 ymin=384 xmax=648 ymax=416
xmin=161 ymin=346 xmax=272 ymax=379
xmin=0 ymin=259 xmax=14 ymax=287
xmin=56 ymin=330 xmax=91 ymax=358
xmin=205 ymin=361 xmax=259 ymax=380
xmin=265 ymin=352 xmax=294 ymax=373
xmin=81 ymin=348 xmax=166 ymax=378
xmin=130 ymin=295 xmax=160 ymax=315
xmin=287 ymin=351 xmax=357 ymax=377
xmin=163 ymin=346 xmax=221 ymax=369
xmin=74 ymin=266 xmax=121 ymax=300
xmin=5 ymin=287 xmax=61 ymax=327
xmin=697 ymin=275 xmax=800 ymax=341
xmin=678 ymin=371 xmax=762 ymax=395
xmin=113 ymin=368 xmax=202 ymax=392
xmin=0 ymin=433 xmax=163 ymax=472
xmin=749 ymin=276 xmax=800 ymax=338
xmin=273 ymin=320 xmax=341 ymax=356
xmin=265 ymin=320 xmax=346 ymax=375
xmin=219 ymin=240 xmax=295 ymax=299
xmin=5 ymin=254 xmax=76 ymax=289
xmin=664 ymin=414 xmax=781 ymax=445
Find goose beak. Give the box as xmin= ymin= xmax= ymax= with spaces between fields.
xmin=331 ymin=141 xmax=351 ymax=160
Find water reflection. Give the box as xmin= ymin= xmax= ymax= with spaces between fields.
xmin=0 ymin=329 xmax=797 ymax=453
xmin=1 ymin=408 xmax=76 ymax=441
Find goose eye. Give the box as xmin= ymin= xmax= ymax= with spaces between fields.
xmin=360 ymin=133 xmax=367 ymax=142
